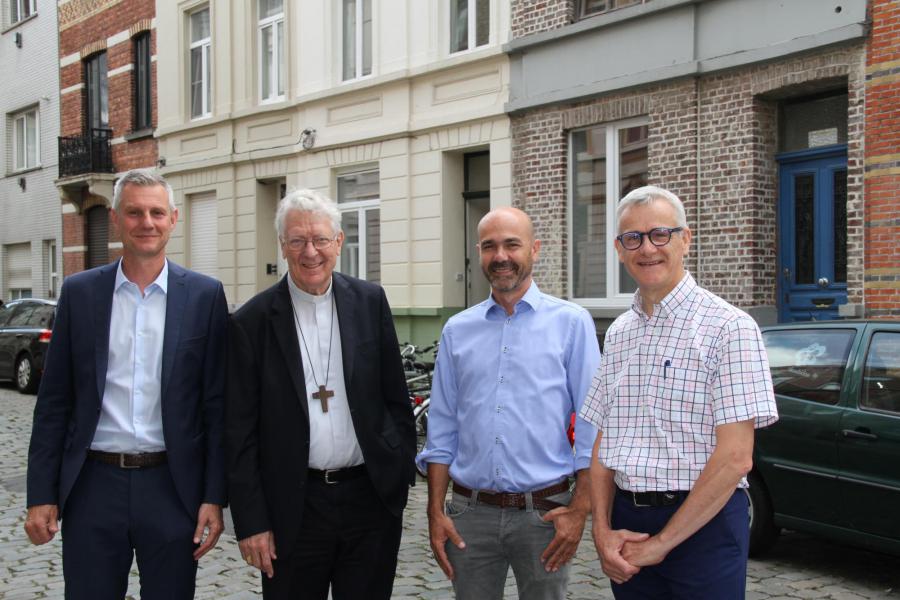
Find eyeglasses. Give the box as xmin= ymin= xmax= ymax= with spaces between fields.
xmin=283 ymin=236 xmax=337 ymax=251
xmin=616 ymin=227 xmax=684 ymax=250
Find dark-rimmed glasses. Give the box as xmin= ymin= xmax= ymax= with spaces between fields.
xmin=283 ymin=236 xmax=337 ymax=251
xmin=616 ymin=227 xmax=683 ymax=250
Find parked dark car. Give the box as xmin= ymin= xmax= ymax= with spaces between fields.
xmin=0 ymin=298 xmax=56 ymax=394
xmin=748 ymin=320 xmax=900 ymax=557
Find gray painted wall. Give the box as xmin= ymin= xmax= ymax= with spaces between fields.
xmin=507 ymin=0 xmax=868 ymax=112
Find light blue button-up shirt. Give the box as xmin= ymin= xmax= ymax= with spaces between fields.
xmin=416 ymin=282 xmax=601 ymax=492
xmin=91 ymin=259 xmax=168 ymax=453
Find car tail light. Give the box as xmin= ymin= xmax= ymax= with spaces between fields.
xmin=38 ymin=329 xmax=52 ymax=343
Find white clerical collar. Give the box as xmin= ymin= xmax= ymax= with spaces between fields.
xmin=287 ymin=275 xmax=333 ymax=306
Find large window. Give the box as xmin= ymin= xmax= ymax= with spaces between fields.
xmin=342 ymin=0 xmax=372 ymax=81
xmin=570 ymin=119 xmax=648 ymax=302
xmin=259 ymin=0 xmax=285 ymax=102
xmin=12 ymin=108 xmax=39 ymax=171
xmin=190 ymin=7 xmax=211 ymax=119
xmin=579 ymin=0 xmax=642 ymax=19
xmin=337 ymin=170 xmax=380 ymax=283
xmin=84 ymin=52 xmax=109 ymax=131
xmin=133 ymin=32 xmax=152 ymax=131
xmin=450 ymin=0 xmax=489 ymax=53
xmin=9 ymin=0 xmax=34 ymax=24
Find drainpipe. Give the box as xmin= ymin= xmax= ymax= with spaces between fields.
xmin=694 ymin=75 xmax=702 ymax=285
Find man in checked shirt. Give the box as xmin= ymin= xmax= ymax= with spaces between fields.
xmin=580 ymin=185 xmax=778 ymax=599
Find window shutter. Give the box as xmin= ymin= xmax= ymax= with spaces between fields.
xmin=6 ymin=243 xmax=32 ymax=290
xmin=190 ymin=193 xmax=218 ymax=277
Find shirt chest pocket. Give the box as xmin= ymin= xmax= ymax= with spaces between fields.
xmin=649 ymin=357 xmax=710 ymax=416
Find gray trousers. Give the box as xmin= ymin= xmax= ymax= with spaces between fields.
xmin=445 ymin=489 xmax=572 ymax=600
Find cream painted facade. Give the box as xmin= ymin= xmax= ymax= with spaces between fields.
xmin=155 ymin=0 xmax=511 ymax=341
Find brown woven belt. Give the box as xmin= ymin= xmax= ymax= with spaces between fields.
xmin=452 ymin=480 xmax=570 ymax=511
xmin=87 ymin=450 xmax=167 ymax=469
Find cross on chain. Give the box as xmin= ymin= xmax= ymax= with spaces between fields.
xmin=312 ymin=385 xmax=335 ymax=413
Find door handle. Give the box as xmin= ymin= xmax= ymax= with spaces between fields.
xmin=842 ymin=428 xmax=878 ymax=441
xmin=818 ymin=277 xmax=830 ymax=288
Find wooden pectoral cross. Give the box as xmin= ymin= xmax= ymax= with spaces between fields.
xmin=312 ymin=385 xmax=335 ymax=413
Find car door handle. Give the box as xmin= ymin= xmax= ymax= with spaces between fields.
xmin=842 ymin=428 xmax=878 ymax=441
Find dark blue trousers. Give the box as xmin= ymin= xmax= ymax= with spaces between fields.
xmin=610 ymin=490 xmax=749 ymax=600
xmin=61 ymin=458 xmax=198 ymax=600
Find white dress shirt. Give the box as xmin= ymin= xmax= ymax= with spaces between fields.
xmin=91 ymin=259 xmax=168 ymax=453
xmin=287 ymin=276 xmax=364 ymax=470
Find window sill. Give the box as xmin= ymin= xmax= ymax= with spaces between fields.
xmin=2 ymin=12 xmax=38 ymax=34
xmin=124 ymin=128 xmax=155 ymax=142
xmin=7 ymin=164 xmax=42 ymax=178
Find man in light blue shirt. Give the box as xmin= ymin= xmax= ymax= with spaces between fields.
xmin=417 ymin=206 xmax=601 ymax=600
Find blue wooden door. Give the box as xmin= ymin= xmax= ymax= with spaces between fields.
xmin=777 ymin=145 xmax=848 ymax=322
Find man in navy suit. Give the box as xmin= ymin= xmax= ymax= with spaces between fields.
xmin=25 ymin=168 xmax=228 ymax=600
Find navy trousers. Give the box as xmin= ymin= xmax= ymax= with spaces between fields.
xmin=610 ymin=489 xmax=749 ymax=600
xmin=61 ymin=458 xmax=198 ymax=600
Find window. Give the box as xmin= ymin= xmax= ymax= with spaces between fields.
xmin=12 ymin=108 xmax=38 ymax=171
xmin=259 ymin=0 xmax=285 ymax=102
xmin=190 ymin=7 xmax=212 ymax=118
xmin=84 ymin=52 xmax=109 ymax=131
xmin=450 ymin=0 xmax=489 ymax=53
xmin=861 ymin=332 xmax=900 ymax=414
xmin=580 ymin=0 xmax=641 ymax=18
xmin=86 ymin=205 xmax=109 ymax=268
xmin=342 ymin=0 xmax=371 ymax=81
xmin=9 ymin=0 xmax=34 ymax=24
xmin=570 ymin=119 xmax=648 ymax=302
xmin=133 ymin=32 xmax=152 ymax=131
xmin=762 ymin=329 xmax=856 ymax=406
xmin=189 ymin=192 xmax=218 ymax=278
xmin=337 ymin=170 xmax=380 ymax=283
xmin=5 ymin=243 xmax=31 ymax=299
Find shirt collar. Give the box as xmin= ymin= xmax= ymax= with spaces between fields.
xmin=115 ymin=258 xmax=169 ymax=294
xmin=484 ymin=280 xmax=542 ymax=318
xmin=287 ymin=275 xmax=333 ymax=306
xmin=631 ymin=272 xmax=696 ymax=320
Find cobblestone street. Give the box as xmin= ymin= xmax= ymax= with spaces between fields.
xmin=1 ymin=385 xmax=898 ymax=599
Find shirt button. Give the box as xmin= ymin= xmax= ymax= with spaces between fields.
xmin=503 ymin=346 xmax=508 ymax=353
xmin=499 ymin=376 xmax=504 ymax=383
xmin=495 ymin=437 xmax=500 ymax=444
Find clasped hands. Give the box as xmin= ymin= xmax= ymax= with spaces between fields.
xmin=593 ymin=524 xmax=670 ymax=584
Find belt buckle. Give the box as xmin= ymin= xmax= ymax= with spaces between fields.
xmin=631 ymin=491 xmax=651 ymax=508
xmin=118 ymin=453 xmax=139 ymax=469
xmin=323 ymin=469 xmax=338 ymax=485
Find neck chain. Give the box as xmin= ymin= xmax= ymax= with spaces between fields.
xmin=291 ymin=293 xmax=336 ymax=413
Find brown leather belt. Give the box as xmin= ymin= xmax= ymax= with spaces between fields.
xmin=308 ymin=465 xmax=367 ymax=485
xmin=87 ymin=450 xmax=167 ymax=469
xmin=452 ymin=480 xmax=570 ymax=511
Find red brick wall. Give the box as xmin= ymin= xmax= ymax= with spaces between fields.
xmin=512 ymin=0 xmax=575 ymax=38
xmin=511 ymin=45 xmax=867 ymax=313
xmin=864 ymin=0 xmax=900 ymax=317
xmin=58 ymin=0 xmax=157 ymax=275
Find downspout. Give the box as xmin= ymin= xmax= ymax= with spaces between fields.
xmin=694 ymin=75 xmax=702 ymax=284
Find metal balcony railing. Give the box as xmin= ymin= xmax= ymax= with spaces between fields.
xmin=58 ymin=128 xmax=114 ymax=178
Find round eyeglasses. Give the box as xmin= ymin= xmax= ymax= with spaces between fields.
xmin=283 ymin=236 xmax=337 ymax=251
xmin=616 ymin=227 xmax=684 ymax=250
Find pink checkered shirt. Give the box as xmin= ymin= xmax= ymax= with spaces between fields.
xmin=580 ymin=273 xmax=777 ymax=492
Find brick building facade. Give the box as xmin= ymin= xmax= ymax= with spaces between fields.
xmin=55 ymin=0 xmax=158 ymax=276
xmin=507 ymin=0 xmax=899 ymax=325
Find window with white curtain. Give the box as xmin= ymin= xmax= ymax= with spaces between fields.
xmin=569 ymin=118 xmax=649 ymax=303
xmin=450 ymin=0 xmax=489 ymax=54
xmin=189 ymin=7 xmax=211 ymax=119
xmin=342 ymin=0 xmax=372 ymax=81
xmin=336 ymin=170 xmax=380 ymax=283
xmin=258 ymin=0 xmax=285 ymax=102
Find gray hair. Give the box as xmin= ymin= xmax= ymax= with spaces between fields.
xmin=112 ymin=168 xmax=175 ymax=211
xmin=616 ymin=185 xmax=688 ymax=231
xmin=274 ymin=188 xmax=342 ymax=239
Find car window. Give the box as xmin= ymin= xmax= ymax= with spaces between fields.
xmin=0 ymin=304 xmax=15 ymax=327
xmin=29 ymin=305 xmax=55 ymax=329
xmin=762 ymin=329 xmax=856 ymax=405
xmin=861 ymin=331 xmax=900 ymax=415
xmin=6 ymin=304 xmax=37 ymax=327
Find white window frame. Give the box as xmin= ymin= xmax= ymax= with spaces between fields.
xmin=189 ymin=7 xmax=212 ymax=120
xmin=10 ymin=0 xmax=35 ymax=24
xmin=342 ymin=0 xmax=372 ymax=82
xmin=336 ymin=169 xmax=380 ymax=282
xmin=258 ymin=0 xmax=285 ymax=103
xmin=12 ymin=108 xmax=39 ymax=172
xmin=568 ymin=116 xmax=649 ymax=308
xmin=449 ymin=0 xmax=490 ymax=54
xmin=46 ymin=240 xmax=57 ymax=299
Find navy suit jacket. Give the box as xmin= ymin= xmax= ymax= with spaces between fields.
xmin=225 ymin=272 xmax=415 ymax=554
xmin=26 ymin=260 xmax=227 ymax=518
